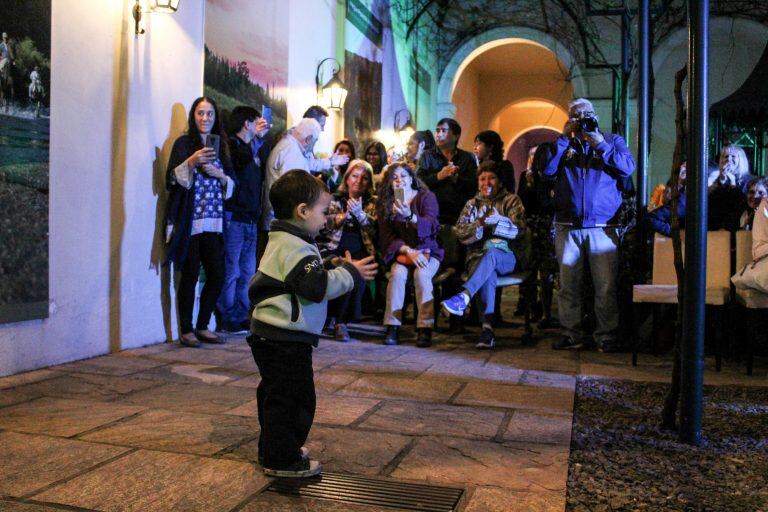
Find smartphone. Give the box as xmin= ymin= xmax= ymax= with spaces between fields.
xmin=261 ymin=105 xmax=272 ymax=127
xmin=394 ymin=187 xmax=405 ymax=205
xmin=205 ymin=133 xmax=220 ymax=158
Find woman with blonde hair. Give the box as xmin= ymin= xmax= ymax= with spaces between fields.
xmin=708 ymin=144 xmax=753 ymax=193
xmin=708 ymin=144 xmax=754 ymax=230
xmin=319 ymin=159 xmax=378 ymax=341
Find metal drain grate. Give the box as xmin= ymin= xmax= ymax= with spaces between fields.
xmin=266 ymin=471 xmax=464 ymax=511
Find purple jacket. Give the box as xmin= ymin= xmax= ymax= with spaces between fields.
xmin=378 ymin=189 xmax=444 ymax=265
xmin=543 ymin=133 xmax=635 ymax=227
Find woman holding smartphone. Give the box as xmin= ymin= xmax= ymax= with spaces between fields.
xmin=165 ymin=96 xmax=235 ymax=347
xmin=377 ymin=163 xmax=443 ymax=347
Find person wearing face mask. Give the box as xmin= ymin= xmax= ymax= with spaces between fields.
xmin=440 ymin=162 xmax=526 ymax=349
xmin=318 ymin=160 xmax=378 ymax=341
xmin=165 ymin=97 xmax=236 ymax=347
xmin=378 ymin=163 xmax=444 ymax=347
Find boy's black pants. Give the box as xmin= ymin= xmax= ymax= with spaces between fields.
xmin=249 ymin=337 xmax=315 ymax=469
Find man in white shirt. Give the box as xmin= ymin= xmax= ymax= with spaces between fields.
xmin=261 ymin=117 xmax=322 ymax=231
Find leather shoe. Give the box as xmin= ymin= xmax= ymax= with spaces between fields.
xmin=195 ymin=329 xmax=225 ymax=344
xmin=180 ymin=332 xmax=201 ymax=348
xmin=416 ymin=328 xmax=432 ymax=347
xmin=384 ymin=326 xmax=399 ymax=345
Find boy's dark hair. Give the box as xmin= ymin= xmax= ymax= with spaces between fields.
xmin=270 ymin=170 xmax=328 ymax=219
xmin=436 ymin=117 xmax=462 ymax=144
xmin=303 ymin=105 xmax=329 ymax=121
xmin=228 ymin=106 xmax=260 ymax=136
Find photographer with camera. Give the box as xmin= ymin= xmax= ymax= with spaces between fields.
xmin=543 ymin=98 xmax=635 ymax=353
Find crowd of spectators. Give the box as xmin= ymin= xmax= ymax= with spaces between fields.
xmin=165 ymin=95 xmax=764 ymax=352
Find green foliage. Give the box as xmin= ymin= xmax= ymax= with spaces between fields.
xmin=13 ymin=37 xmax=50 ymax=78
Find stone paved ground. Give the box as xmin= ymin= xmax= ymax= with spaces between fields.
xmin=1 ymin=293 xmax=766 ymax=511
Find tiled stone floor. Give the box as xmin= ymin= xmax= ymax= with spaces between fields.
xmin=1 ymin=303 xmax=766 ymax=511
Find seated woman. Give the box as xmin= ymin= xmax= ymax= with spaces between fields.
xmin=377 ymin=163 xmax=443 ymax=347
xmin=473 ymin=130 xmax=515 ymax=193
xmin=708 ymin=145 xmax=752 ymax=231
xmin=440 ymin=161 xmax=526 ymax=349
xmin=319 ymin=160 xmax=377 ymax=341
xmin=646 ymin=162 xmax=687 ymax=236
xmin=323 ymin=140 xmax=355 ymax=194
xmin=732 ymin=197 xmax=768 ymax=293
xmin=740 ymin=177 xmax=768 ymax=230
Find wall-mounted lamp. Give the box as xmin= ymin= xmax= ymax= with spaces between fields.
xmin=394 ymin=109 xmax=416 ymax=142
xmin=315 ymin=58 xmax=348 ymax=111
xmin=133 ymin=0 xmax=182 ymax=36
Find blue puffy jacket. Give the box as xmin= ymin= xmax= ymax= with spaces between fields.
xmin=543 ymin=133 xmax=636 ymax=227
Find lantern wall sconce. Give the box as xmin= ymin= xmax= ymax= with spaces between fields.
xmin=315 ymin=58 xmax=348 ymax=111
xmin=394 ymin=109 xmax=416 ymax=141
xmin=133 ymin=0 xmax=181 ymax=36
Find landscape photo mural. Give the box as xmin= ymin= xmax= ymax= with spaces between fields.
xmin=204 ymin=0 xmax=289 ymax=139
xmin=0 ymin=0 xmax=51 ymax=323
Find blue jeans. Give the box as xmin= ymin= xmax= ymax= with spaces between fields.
xmin=554 ymin=225 xmax=619 ymax=342
xmin=217 ymin=212 xmax=257 ymax=325
xmin=463 ymin=248 xmax=518 ymax=323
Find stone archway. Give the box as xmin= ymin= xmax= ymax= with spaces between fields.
xmin=436 ymin=25 xmax=587 ymax=120
xmin=507 ymin=127 xmax=562 ymax=182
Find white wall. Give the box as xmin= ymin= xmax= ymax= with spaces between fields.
xmin=286 ymin=0 xmax=340 ymax=156
xmin=0 ymin=0 xmax=205 ymax=376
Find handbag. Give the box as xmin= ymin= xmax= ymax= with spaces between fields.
xmin=732 ymin=255 xmax=768 ymax=294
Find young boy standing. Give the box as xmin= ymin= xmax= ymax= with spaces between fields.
xmin=248 ymin=170 xmax=377 ymax=478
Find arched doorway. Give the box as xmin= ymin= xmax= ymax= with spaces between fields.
xmin=441 ymin=28 xmax=574 ymax=163
xmin=507 ymin=127 xmax=561 ymax=181
xmin=436 ymin=25 xmax=585 ymax=120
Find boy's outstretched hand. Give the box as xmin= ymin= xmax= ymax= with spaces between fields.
xmin=343 ymin=251 xmax=378 ymax=281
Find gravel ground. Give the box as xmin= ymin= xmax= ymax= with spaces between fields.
xmin=567 ymin=379 xmax=768 ymax=511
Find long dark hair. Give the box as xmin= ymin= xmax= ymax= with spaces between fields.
xmin=475 ymin=130 xmax=504 ymax=162
xmin=412 ymin=130 xmax=436 ymax=152
xmin=364 ymin=140 xmax=388 ymax=174
xmin=334 ymin=139 xmax=356 ymax=174
xmin=187 ymin=96 xmax=230 ymax=161
xmin=377 ymin=162 xmax=427 ymax=220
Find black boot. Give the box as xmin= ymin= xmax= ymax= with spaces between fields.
xmin=416 ymin=328 xmax=432 ymax=348
xmin=384 ymin=326 xmax=400 ymax=345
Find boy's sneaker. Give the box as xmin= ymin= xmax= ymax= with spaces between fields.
xmin=258 ymin=446 xmax=309 ymax=466
xmin=441 ymin=292 xmax=469 ymax=317
xmin=475 ymin=328 xmax=495 ymax=349
xmin=551 ymin=336 xmax=583 ymax=350
xmin=263 ymin=459 xmax=322 ymax=479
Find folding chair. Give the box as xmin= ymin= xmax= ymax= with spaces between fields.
xmin=632 ymin=231 xmax=731 ymax=369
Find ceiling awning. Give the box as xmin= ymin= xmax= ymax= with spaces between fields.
xmin=710 ymin=41 xmax=768 ymax=125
